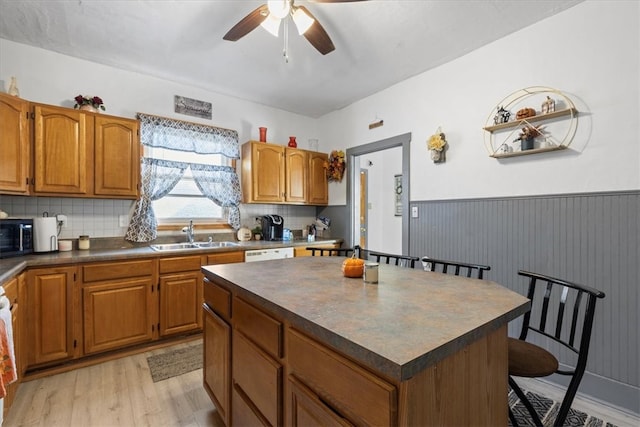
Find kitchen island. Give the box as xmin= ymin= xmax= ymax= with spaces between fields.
xmin=202 ymin=256 xmax=530 ymax=426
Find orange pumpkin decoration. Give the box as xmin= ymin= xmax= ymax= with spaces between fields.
xmin=342 ymin=254 xmax=365 ymax=278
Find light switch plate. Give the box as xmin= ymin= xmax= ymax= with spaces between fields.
xmin=119 ymin=215 xmax=129 ymax=227
xmin=411 ymin=206 xmax=419 ymax=218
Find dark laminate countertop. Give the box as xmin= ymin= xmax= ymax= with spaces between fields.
xmin=0 ymin=238 xmax=341 ymax=285
xmin=202 ymin=256 xmax=530 ymax=382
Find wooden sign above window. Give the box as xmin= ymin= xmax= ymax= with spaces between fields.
xmin=174 ymin=95 xmax=212 ymax=120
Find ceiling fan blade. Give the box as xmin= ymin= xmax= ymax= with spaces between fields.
xmin=223 ymin=4 xmax=269 ymax=42
xmin=298 ymin=6 xmax=335 ymax=55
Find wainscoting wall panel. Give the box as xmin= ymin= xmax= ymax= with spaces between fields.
xmin=409 ymin=191 xmax=639 ymax=413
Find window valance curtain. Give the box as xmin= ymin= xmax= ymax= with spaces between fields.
xmin=137 ymin=113 xmax=240 ymax=158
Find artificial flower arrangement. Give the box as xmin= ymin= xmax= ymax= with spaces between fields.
xmin=427 ymin=128 xmax=447 ymax=163
xmin=326 ymin=150 xmax=346 ymax=182
xmin=73 ymin=95 xmax=106 ymax=111
xmin=514 ymin=125 xmax=544 ymax=142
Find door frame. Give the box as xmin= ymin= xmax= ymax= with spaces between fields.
xmin=346 ymin=133 xmax=411 ymax=254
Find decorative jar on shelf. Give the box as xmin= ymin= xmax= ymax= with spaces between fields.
xmin=288 ymin=136 xmax=297 ymax=148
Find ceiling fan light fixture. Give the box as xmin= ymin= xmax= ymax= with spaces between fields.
xmin=292 ymin=7 xmax=314 ymax=35
xmin=267 ymin=0 xmax=290 ymax=19
xmin=260 ymin=14 xmax=281 ymax=37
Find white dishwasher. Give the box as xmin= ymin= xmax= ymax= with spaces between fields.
xmin=244 ymin=247 xmax=294 ymax=262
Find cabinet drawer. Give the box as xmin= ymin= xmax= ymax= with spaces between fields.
xmin=159 ymin=255 xmax=201 ymax=274
xmin=82 ymin=259 xmax=154 ymax=282
xmin=288 ymin=375 xmax=354 ymax=427
xmin=233 ymin=331 xmax=282 ymax=426
xmin=232 ymin=386 xmax=269 ymax=427
xmin=205 ymin=251 xmax=244 ymax=265
xmin=203 ymin=279 xmax=231 ymax=321
xmin=234 ymin=297 xmax=282 ymax=359
xmin=287 ymin=328 xmax=396 ymax=426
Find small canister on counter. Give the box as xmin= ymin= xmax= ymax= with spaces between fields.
xmin=78 ymin=235 xmax=90 ymax=250
xmin=363 ymin=263 xmax=379 ymax=284
xmin=58 ymin=240 xmax=73 ymax=252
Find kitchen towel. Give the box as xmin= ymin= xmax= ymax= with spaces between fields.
xmin=0 ymin=295 xmax=16 ymax=399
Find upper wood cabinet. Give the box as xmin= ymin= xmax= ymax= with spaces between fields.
xmin=33 ymin=104 xmax=140 ymax=198
xmin=307 ymin=151 xmax=329 ymax=205
xmin=33 ymin=104 xmax=90 ymax=194
xmin=241 ymin=141 xmax=328 ymax=205
xmin=0 ymin=93 xmax=30 ymax=194
xmin=93 ymin=115 xmax=140 ymax=197
xmin=0 ymin=96 xmax=140 ymax=198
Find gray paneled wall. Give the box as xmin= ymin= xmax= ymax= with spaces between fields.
xmin=409 ymin=191 xmax=639 ymax=413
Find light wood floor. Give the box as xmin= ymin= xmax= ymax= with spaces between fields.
xmin=5 ymin=340 xmax=638 ymax=427
xmin=5 ymin=340 xmax=224 ymax=427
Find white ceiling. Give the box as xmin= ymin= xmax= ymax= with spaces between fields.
xmin=0 ymin=0 xmax=582 ymax=118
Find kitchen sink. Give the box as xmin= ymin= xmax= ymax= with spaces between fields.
xmin=193 ymin=241 xmax=239 ymax=248
xmin=150 ymin=241 xmax=239 ymax=251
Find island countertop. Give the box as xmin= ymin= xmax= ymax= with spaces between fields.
xmin=202 ymin=256 xmax=530 ymax=381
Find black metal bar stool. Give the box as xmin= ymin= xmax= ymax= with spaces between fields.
xmin=508 ymin=270 xmax=605 ymax=427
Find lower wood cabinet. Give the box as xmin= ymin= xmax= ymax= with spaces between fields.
xmin=159 ymin=255 xmax=203 ymax=336
xmin=203 ymin=303 xmax=231 ymax=426
xmin=288 ymin=375 xmax=353 ymax=427
xmin=26 ymin=266 xmax=78 ymax=367
xmin=81 ymin=259 xmax=155 ymax=354
xmin=203 ymin=277 xmax=398 ymax=427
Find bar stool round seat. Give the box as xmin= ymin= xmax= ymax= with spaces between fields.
xmin=508 ymin=337 xmax=558 ymax=377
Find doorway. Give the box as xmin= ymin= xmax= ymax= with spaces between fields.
xmin=346 ymin=133 xmax=411 ymax=254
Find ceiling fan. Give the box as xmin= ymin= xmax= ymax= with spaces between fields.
xmin=223 ymin=0 xmax=366 ymax=56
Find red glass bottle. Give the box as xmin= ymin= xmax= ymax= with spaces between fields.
xmin=288 ymin=136 xmax=297 ymax=148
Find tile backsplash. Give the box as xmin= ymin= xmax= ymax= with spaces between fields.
xmin=0 ymin=196 xmax=322 ymax=240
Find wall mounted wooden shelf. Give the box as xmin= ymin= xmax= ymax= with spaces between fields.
xmin=490 ymin=145 xmax=567 ymax=159
xmin=483 ymin=87 xmax=578 ymax=158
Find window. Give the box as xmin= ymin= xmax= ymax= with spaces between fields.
xmin=145 ymin=146 xmax=231 ymax=224
xmin=125 ymin=113 xmax=241 ymax=242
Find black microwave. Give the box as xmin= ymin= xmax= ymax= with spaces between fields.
xmin=0 ymin=218 xmax=34 ymax=258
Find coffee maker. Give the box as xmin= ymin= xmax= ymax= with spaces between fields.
xmin=261 ymin=215 xmax=284 ymax=241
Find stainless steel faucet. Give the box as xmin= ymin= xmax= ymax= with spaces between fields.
xmin=183 ymin=220 xmax=194 ymax=243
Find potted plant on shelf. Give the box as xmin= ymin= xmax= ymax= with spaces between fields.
xmin=514 ymin=125 xmax=544 ymax=151
xmin=73 ymin=95 xmax=106 ymax=112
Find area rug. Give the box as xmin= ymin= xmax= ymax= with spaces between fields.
xmin=509 ymin=389 xmax=618 ymax=427
xmin=147 ymin=343 xmax=203 ymax=383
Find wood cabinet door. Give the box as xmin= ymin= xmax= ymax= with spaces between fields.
xmin=285 ymin=148 xmax=308 ymax=203
xmin=251 ymin=143 xmax=284 ymax=202
xmin=94 ymin=115 xmax=140 ymax=198
xmin=17 ymin=272 xmax=26 ymax=377
xmin=0 ymin=93 xmax=30 ymax=194
xmin=308 ymin=151 xmax=329 ymax=205
xmin=83 ymin=277 xmax=154 ymax=354
xmin=33 ymin=104 xmax=89 ymax=194
xmin=159 ymin=271 xmax=202 ymax=336
xmin=26 ymin=266 xmax=77 ymax=366
xmin=203 ymin=304 xmax=231 ymax=427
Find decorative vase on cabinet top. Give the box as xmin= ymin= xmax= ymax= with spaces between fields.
xmin=80 ymin=104 xmax=99 ymax=113
xmin=288 ymin=136 xmax=297 ymax=148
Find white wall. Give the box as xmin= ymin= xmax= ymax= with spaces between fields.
xmin=358 ymin=147 xmax=403 ymax=253
xmin=319 ymin=1 xmax=640 ymax=205
xmin=0 ymin=39 xmax=321 ymax=237
xmin=0 ymin=39 xmax=319 ymax=147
